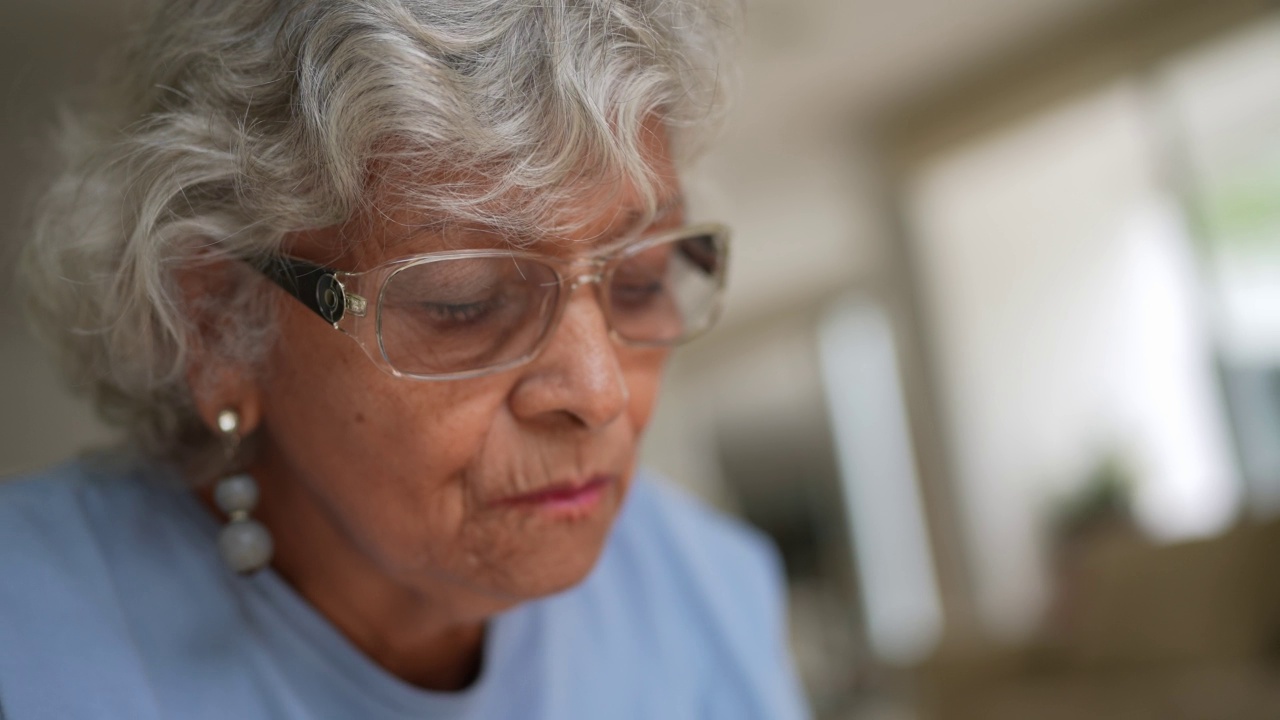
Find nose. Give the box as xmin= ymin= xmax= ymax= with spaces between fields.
xmin=507 ymin=283 xmax=629 ymax=430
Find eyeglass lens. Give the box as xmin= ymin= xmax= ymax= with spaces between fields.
xmin=376 ymin=230 xmax=725 ymax=377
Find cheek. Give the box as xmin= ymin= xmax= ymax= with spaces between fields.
xmin=259 ymin=304 xmax=512 ymax=558
xmin=620 ymin=346 xmax=671 ymax=433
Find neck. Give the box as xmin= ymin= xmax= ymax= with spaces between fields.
xmin=200 ymin=461 xmax=499 ymax=692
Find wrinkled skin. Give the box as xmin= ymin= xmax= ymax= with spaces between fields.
xmin=190 ymin=126 xmax=683 ymax=689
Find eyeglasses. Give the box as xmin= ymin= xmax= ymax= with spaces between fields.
xmin=252 ymin=223 xmax=730 ymax=380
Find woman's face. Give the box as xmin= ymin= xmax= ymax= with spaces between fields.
xmin=247 ymin=140 xmax=682 ymax=607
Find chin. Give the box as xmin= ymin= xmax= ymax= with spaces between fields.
xmin=449 ymin=475 xmax=629 ymax=602
xmin=497 ymin=509 xmax=621 ymax=601
xmin=520 ymin=525 xmax=617 ymax=598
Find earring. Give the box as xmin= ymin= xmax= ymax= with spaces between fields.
xmin=214 ymin=408 xmax=274 ymax=575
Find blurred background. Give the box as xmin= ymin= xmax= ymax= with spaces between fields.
xmin=3 ymin=0 xmax=1280 ymax=717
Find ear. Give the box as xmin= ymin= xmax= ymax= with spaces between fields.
xmin=176 ymin=258 xmax=267 ymax=438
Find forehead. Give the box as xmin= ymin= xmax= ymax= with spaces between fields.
xmin=368 ymin=184 xmax=683 ymax=266
xmin=404 ymin=195 xmax=685 ymax=252
xmin=289 ymin=120 xmax=683 ymax=267
xmin=290 ymin=186 xmax=685 ymax=272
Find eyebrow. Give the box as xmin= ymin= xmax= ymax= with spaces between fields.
xmin=387 ymin=193 xmax=687 ymax=258
xmin=589 ymin=195 xmax=686 ymax=253
xmin=632 ymin=195 xmax=686 ymax=231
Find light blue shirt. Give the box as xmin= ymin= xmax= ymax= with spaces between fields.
xmin=0 ymin=457 xmax=808 ymax=719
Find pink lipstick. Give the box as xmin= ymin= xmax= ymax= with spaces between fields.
xmin=496 ymin=475 xmax=613 ymax=518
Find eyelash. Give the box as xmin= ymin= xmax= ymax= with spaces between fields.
xmin=421 ymin=298 xmax=498 ymax=325
xmin=611 ymin=279 xmax=665 ymax=305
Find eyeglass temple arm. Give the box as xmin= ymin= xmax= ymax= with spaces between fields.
xmin=254 ymin=256 xmax=349 ymax=325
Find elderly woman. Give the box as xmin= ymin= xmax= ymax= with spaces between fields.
xmin=0 ymin=0 xmax=807 ymax=718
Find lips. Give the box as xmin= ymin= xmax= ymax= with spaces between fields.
xmin=494 ymin=474 xmax=615 ymax=516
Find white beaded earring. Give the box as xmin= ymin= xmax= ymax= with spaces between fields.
xmin=214 ymin=408 xmax=274 ymax=574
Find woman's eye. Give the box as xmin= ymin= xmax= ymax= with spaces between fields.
xmin=611 ymin=279 xmax=665 ymax=309
xmin=419 ymin=297 xmax=499 ymax=326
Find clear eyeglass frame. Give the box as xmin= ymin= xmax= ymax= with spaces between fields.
xmin=254 ymin=222 xmax=731 ymax=381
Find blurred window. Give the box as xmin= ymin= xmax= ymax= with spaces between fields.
xmin=819 ymin=298 xmax=943 ymax=665
xmin=902 ymin=17 xmax=1280 ymax=640
xmin=1161 ymin=18 xmax=1280 ymax=516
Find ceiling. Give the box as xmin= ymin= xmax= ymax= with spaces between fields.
xmin=727 ymin=0 xmax=1133 ymax=141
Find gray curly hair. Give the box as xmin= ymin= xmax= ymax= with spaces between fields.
xmin=21 ymin=0 xmax=740 ymax=476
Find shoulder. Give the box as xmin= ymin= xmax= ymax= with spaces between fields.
xmin=0 ymin=460 xmax=102 ymax=574
xmin=0 ymin=459 xmax=167 ymax=720
xmin=0 ymin=461 xmax=114 ymax=639
xmin=0 ymin=456 xmax=164 ymax=579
